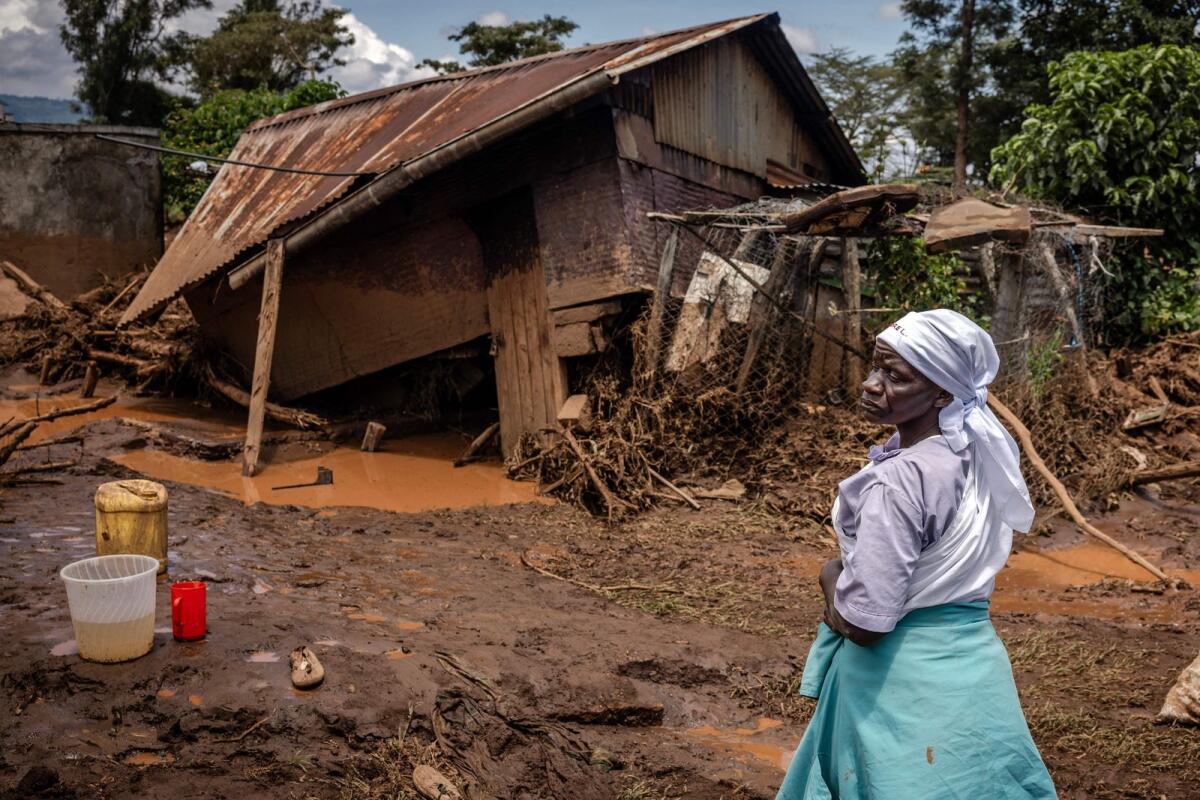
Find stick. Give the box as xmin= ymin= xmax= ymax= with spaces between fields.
xmin=81 ymin=360 xmax=99 ymax=398
xmin=1 ymin=259 xmax=66 ymax=310
xmin=1 ymin=460 xmax=76 ymax=475
xmin=453 ymin=422 xmax=499 ymax=467
xmin=1130 ymin=461 xmax=1200 ymax=486
xmin=519 ymin=553 xmax=693 ymax=596
xmin=16 ymin=433 xmax=83 ymax=451
xmin=217 ymin=708 xmax=277 ymax=743
xmin=88 ymin=349 xmax=150 ymax=371
xmin=647 ymin=467 xmax=700 ymax=510
xmin=95 ymin=274 xmax=142 ymax=318
xmin=243 ymin=238 xmax=285 ymax=477
xmin=0 ymin=423 xmax=38 ymax=468
xmin=558 ymin=426 xmax=629 ymax=521
xmin=0 ymin=396 xmax=117 ymax=440
xmin=988 ymin=395 xmax=1170 ymax=582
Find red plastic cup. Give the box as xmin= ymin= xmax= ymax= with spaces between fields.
xmin=171 ymin=581 xmax=207 ymax=641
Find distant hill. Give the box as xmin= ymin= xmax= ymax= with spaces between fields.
xmin=0 ymin=95 xmax=89 ymax=124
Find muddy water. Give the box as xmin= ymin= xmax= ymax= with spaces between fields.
xmin=112 ymin=433 xmax=544 ymax=514
xmin=684 ymin=717 xmax=794 ymax=772
xmin=1 ymin=388 xmax=544 ymax=514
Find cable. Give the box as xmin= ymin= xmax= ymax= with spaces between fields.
xmin=94 ymin=134 xmax=374 ymax=178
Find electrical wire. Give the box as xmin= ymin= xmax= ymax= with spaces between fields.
xmin=94 ymin=134 xmax=374 ymax=178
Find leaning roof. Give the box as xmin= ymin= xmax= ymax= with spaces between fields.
xmin=123 ymin=13 xmax=859 ymax=324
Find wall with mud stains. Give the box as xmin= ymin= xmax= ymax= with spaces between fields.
xmin=0 ymin=123 xmax=162 ymax=299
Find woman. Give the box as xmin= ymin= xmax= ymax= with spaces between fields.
xmin=777 ymin=309 xmax=1056 ymax=799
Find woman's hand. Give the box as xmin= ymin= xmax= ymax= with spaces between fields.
xmin=817 ymin=557 xmax=885 ymax=647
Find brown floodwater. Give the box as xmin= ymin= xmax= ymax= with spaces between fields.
xmin=684 ymin=717 xmax=794 ymax=772
xmin=1 ymin=387 xmax=545 ymax=514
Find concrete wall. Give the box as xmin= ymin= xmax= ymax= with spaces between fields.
xmin=0 ymin=123 xmax=162 ymax=299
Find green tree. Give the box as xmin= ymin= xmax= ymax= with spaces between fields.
xmin=419 ymin=14 xmax=578 ymax=74
xmin=60 ymin=0 xmax=210 ymax=126
xmin=807 ymin=48 xmax=904 ymax=180
xmin=178 ymin=0 xmax=353 ymax=97
xmin=990 ymin=45 xmax=1200 ymax=338
xmin=894 ymin=0 xmax=1015 ymax=186
xmin=161 ymin=79 xmax=344 ymax=221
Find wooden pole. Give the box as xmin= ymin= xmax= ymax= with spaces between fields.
xmin=991 ymin=252 xmax=1028 ymax=379
xmin=1130 ymin=460 xmax=1200 ymax=486
xmin=988 ymin=394 xmax=1170 ymax=582
xmin=81 ymin=360 xmax=99 ymax=398
xmin=840 ymin=237 xmax=864 ymax=397
xmin=360 ymin=421 xmax=387 ymax=453
xmin=643 ymin=229 xmax=678 ymax=378
xmin=242 ymin=238 xmax=285 ymax=477
xmin=735 ymin=237 xmax=804 ymax=396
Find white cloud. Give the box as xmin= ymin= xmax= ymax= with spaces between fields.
xmin=328 ymin=12 xmax=430 ymax=94
xmin=878 ymin=2 xmax=904 ymax=20
xmin=780 ymin=22 xmax=819 ymax=54
xmin=0 ymin=1 xmax=76 ymax=98
xmin=477 ymin=11 xmax=510 ymax=27
xmin=641 ymin=26 xmax=659 ymax=36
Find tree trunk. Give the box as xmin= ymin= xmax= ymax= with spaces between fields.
xmin=953 ymin=0 xmax=975 ymax=189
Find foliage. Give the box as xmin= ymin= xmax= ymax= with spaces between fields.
xmin=176 ymin=0 xmax=353 ymax=98
xmin=807 ymin=48 xmax=904 ymax=180
xmin=1025 ymin=329 xmax=1064 ymax=398
xmin=59 ymin=0 xmax=210 ymax=126
xmin=891 ymin=0 xmax=1199 ymax=181
xmin=419 ymin=14 xmax=578 ymax=75
xmin=161 ymin=79 xmax=344 ymax=222
xmin=865 ymin=236 xmax=971 ymax=325
xmin=990 ymin=45 xmax=1200 ymax=337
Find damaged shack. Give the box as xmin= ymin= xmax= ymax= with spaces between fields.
xmin=120 ymin=13 xmax=862 ymax=462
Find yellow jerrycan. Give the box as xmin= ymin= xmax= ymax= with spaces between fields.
xmin=94 ymin=480 xmax=168 ymax=574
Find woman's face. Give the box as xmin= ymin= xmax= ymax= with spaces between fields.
xmin=859 ymin=340 xmax=950 ymax=426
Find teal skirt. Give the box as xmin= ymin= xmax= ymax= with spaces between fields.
xmin=777 ymin=602 xmax=1056 ymax=799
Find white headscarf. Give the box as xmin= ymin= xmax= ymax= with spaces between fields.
xmin=876 ymin=309 xmax=1035 ymax=533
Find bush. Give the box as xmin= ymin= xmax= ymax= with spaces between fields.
xmin=990 ymin=45 xmax=1200 ymax=340
xmin=161 ymin=79 xmax=345 ymax=223
xmin=865 ymin=236 xmax=973 ymax=325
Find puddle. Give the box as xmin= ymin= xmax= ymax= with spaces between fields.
xmin=124 ymin=752 xmax=175 ymax=767
xmin=684 ymin=717 xmax=793 ymax=772
xmin=50 ymin=640 xmax=78 ymax=657
xmin=112 ymin=432 xmax=546 ymax=514
xmin=188 ymin=694 xmax=203 ymax=706
xmin=156 ymin=688 xmax=177 ymax=698
xmin=395 ymin=620 xmax=424 ymax=631
xmin=346 ymin=612 xmax=387 ymax=623
xmin=246 ymin=651 xmax=280 ymax=663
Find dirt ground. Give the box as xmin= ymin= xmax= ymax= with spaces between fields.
xmin=2 ymin=385 xmax=1199 ymax=799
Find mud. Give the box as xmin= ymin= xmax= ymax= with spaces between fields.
xmin=1 ymin=392 xmax=1199 ymax=798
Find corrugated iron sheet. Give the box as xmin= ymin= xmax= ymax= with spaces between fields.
xmin=124 ymin=13 xmax=856 ymax=324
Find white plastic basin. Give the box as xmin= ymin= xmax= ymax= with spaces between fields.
xmin=60 ymin=554 xmax=158 ymax=663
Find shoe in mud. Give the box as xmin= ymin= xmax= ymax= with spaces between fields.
xmin=289 ymin=645 xmax=325 ymax=689
xmin=413 ymin=764 xmax=461 ymax=800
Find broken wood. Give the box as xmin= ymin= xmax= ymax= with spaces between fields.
xmin=1130 ymin=460 xmax=1200 ymax=486
xmin=81 ymin=360 xmax=99 ymax=398
xmin=0 ymin=460 xmax=76 ymax=481
xmin=39 ymin=355 xmax=54 ymax=385
xmin=691 ymin=479 xmax=747 ymax=501
xmin=89 ymin=349 xmax=151 ymax=372
xmin=0 ymin=259 xmax=66 ymax=310
xmin=96 ymin=274 xmax=143 ymax=318
xmin=988 ymin=394 xmax=1170 ymax=582
xmin=0 ymin=396 xmax=117 ymax=440
xmin=0 ymin=422 xmax=38 ymax=468
xmin=454 ymin=422 xmax=499 ymax=467
xmin=559 ymin=426 xmax=630 ymax=521
xmin=779 ymin=184 xmax=919 ymax=235
xmin=204 ymin=367 xmax=327 ymax=430
xmin=552 ymin=300 xmax=622 ymax=326
xmin=360 ymin=421 xmax=387 ymax=453
xmin=992 ymin=252 xmax=1028 ymax=377
xmin=735 ymin=238 xmax=805 ymax=395
xmin=647 ymin=467 xmax=700 ymax=510
xmin=556 ymin=394 xmax=592 ymax=432
xmin=16 ymin=432 xmax=82 ymax=451
xmin=643 ymin=228 xmax=678 ymax=377
xmin=243 ymin=238 xmax=285 ymax=477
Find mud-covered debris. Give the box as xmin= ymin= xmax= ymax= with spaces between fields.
xmin=290 ymin=646 xmax=325 ymax=689
xmin=413 ymin=764 xmax=462 ymax=800
xmin=1158 ymin=652 xmax=1200 ymax=725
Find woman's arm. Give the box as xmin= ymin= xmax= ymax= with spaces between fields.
xmin=818 ymin=558 xmax=886 ymax=647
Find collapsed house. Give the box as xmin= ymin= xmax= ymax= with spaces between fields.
xmin=119 ymin=13 xmax=863 ymax=465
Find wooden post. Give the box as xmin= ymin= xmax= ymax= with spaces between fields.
xmin=81 ymin=360 xmax=99 ymax=398
xmin=643 ymin=229 xmax=678 ymax=378
xmin=840 ymin=237 xmax=864 ymax=396
xmin=242 ymin=238 xmax=284 ymax=477
xmin=992 ymin=251 xmax=1027 ymax=379
xmin=735 ymin=237 xmax=804 ymax=395
xmin=39 ymin=355 xmax=54 ymax=386
xmin=360 ymin=421 xmax=386 ymax=452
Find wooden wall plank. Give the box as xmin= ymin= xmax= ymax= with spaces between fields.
xmin=242 ymin=238 xmax=284 ymax=476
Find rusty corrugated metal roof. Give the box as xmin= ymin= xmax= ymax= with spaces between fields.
xmin=123 ymin=13 xmax=851 ymax=324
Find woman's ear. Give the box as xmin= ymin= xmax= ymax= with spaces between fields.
xmin=933 ymin=389 xmax=953 ymax=409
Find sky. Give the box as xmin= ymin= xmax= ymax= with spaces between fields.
xmin=0 ymin=1 xmax=908 ymax=101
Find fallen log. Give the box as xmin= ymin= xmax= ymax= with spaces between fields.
xmin=203 ymin=366 xmax=328 ymax=430
xmin=1 ymin=259 xmax=66 ymax=310
xmin=989 ymin=395 xmax=1170 ymax=582
xmin=1130 ymin=461 xmax=1200 ymax=486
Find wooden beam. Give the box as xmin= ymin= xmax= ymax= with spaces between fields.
xmin=991 ymin=252 xmax=1028 ymax=378
xmin=552 ymin=300 xmax=621 ymax=326
xmin=242 ymin=238 xmax=284 ymax=477
xmin=643 ymin=228 xmax=678 ymax=378
xmin=840 ymin=237 xmax=864 ymax=396
xmin=0 ymin=259 xmax=66 ymax=310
